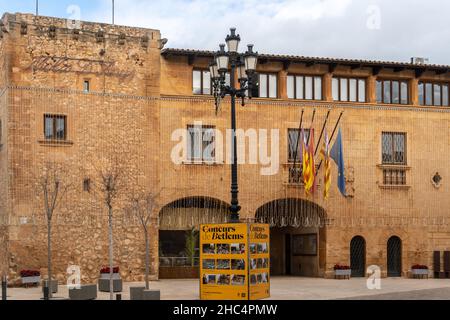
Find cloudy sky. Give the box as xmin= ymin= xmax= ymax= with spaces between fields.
xmin=1 ymin=0 xmax=449 ymax=65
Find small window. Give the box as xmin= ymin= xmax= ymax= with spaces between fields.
xmin=187 ymin=125 xmax=216 ymax=162
xmin=419 ymin=81 xmax=449 ymax=106
xmin=83 ymin=80 xmax=90 ymax=93
xmin=44 ymin=114 xmax=67 ymax=141
xmin=333 ymin=77 xmax=366 ymax=102
xmin=382 ymin=132 xmax=406 ymax=165
xmin=377 ymin=80 xmax=409 ymax=105
xmin=288 ymin=128 xmax=310 ymax=162
xmin=192 ymin=70 xmax=212 ymax=95
xmin=83 ymin=178 xmax=91 ymax=192
xmin=286 ymin=75 xmax=322 ymax=100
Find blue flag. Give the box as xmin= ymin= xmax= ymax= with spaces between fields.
xmin=330 ymin=128 xmax=346 ymax=197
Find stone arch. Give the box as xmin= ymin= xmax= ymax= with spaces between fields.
xmin=159 ymin=196 xmax=230 ymax=230
xmin=255 ymin=198 xmax=327 ymax=277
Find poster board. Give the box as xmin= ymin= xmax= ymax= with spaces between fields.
xmin=199 ymin=223 xmax=270 ymax=300
xmin=248 ymin=223 xmax=270 ymax=300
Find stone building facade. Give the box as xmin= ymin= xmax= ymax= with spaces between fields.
xmin=0 ymin=13 xmax=450 ymax=283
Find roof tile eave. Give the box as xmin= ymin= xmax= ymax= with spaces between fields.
xmin=161 ymin=48 xmax=450 ymax=70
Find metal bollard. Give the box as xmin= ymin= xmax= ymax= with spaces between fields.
xmin=1 ymin=275 xmax=6 ymax=301
xmin=116 ymin=293 xmax=122 ymax=301
xmin=43 ymin=284 xmax=49 ymax=300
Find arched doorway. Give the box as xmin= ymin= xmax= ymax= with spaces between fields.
xmin=387 ymin=236 xmax=402 ymax=277
xmin=255 ymin=198 xmax=327 ymax=277
xmin=158 ymin=196 xmax=230 ymax=279
xmin=350 ymin=236 xmax=366 ymax=277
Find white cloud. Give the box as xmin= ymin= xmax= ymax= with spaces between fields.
xmin=84 ymin=0 xmax=450 ymax=65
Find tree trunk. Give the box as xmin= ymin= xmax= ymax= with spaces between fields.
xmin=108 ymin=205 xmax=114 ymax=300
xmin=145 ymin=231 xmax=149 ymax=290
xmin=47 ymin=218 xmax=52 ymax=299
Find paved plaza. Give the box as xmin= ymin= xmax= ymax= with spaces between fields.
xmin=3 ymin=277 xmax=450 ymax=300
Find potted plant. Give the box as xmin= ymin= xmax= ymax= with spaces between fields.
xmin=411 ymin=264 xmax=429 ymax=278
xmin=334 ymin=264 xmax=351 ymax=279
xmin=99 ymin=266 xmax=120 ymax=279
xmin=98 ymin=266 xmax=122 ymax=292
xmin=20 ymin=270 xmax=41 ymax=286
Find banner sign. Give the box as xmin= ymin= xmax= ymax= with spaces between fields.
xmin=200 ymin=223 xmax=270 ymax=300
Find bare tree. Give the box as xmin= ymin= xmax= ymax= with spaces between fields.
xmin=96 ymin=159 xmax=125 ymax=300
xmin=126 ymin=190 xmax=160 ymax=290
xmin=36 ymin=162 xmax=70 ymax=299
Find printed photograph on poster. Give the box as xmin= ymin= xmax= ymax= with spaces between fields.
xmin=202 ymin=244 xmax=215 ymax=254
xmin=250 ymin=259 xmax=257 ymax=270
xmin=202 ymin=274 xmax=217 ymax=285
xmin=217 ymin=244 xmax=230 ymax=254
xmin=231 ymin=243 xmax=246 ymax=254
xmin=203 ymin=259 xmax=215 ymax=270
xmin=231 ymin=275 xmax=246 ymax=286
xmin=231 ymin=259 xmax=245 ymax=270
xmin=217 ymin=274 xmax=230 ymax=285
xmin=257 ymin=243 xmax=268 ymax=254
xmin=217 ymin=259 xmax=230 ymax=270
xmin=250 ymin=243 xmax=257 ymax=254
xmin=257 ymin=258 xmax=263 ymax=269
xmin=261 ymin=273 xmax=269 ymax=283
xmin=250 ymin=274 xmax=257 ymax=285
xmin=257 ymin=274 xmax=263 ymax=284
xmin=261 ymin=258 xmax=269 ymax=268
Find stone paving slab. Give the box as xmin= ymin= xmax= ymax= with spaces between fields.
xmin=3 ymin=277 xmax=450 ymax=300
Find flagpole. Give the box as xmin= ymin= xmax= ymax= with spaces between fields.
xmin=316 ymin=111 xmax=344 ymax=173
xmin=36 ymin=0 xmax=39 ymax=16
xmin=112 ymin=0 xmax=115 ymax=25
xmin=307 ymin=109 xmax=316 ymax=145
xmin=291 ymin=109 xmax=304 ymax=168
xmin=314 ymin=109 xmax=331 ymax=156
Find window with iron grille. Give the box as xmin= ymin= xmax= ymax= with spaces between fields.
xmin=287 ymin=128 xmax=310 ymax=162
xmin=382 ymin=132 xmax=407 ymax=185
xmin=287 ymin=129 xmax=311 ymax=184
xmin=187 ymin=125 xmax=216 ymax=162
xmin=44 ymin=114 xmax=67 ymax=141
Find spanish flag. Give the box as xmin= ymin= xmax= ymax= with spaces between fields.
xmin=321 ymin=129 xmax=331 ymax=199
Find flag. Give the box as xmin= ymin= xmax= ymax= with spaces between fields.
xmin=321 ymin=129 xmax=331 ymax=199
xmin=308 ymin=130 xmax=316 ymax=194
xmin=330 ymin=128 xmax=346 ymax=197
xmin=302 ymin=129 xmax=315 ymax=195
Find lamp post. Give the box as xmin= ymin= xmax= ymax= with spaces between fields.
xmin=210 ymin=28 xmax=258 ymax=223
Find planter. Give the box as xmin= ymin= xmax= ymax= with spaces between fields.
xmin=129 ymin=287 xmax=161 ymax=300
xmin=42 ymin=280 xmax=58 ymax=294
xmin=21 ymin=276 xmax=41 ymax=285
xmin=99 ymin=273 xmax=121 ymax=280
xmin=98 ymin=278 xmax=123 ymax=292
xmin=69 ymin=284 xmax=97 ymax=300
xmin=335 ymin=269 xmax=351 ymax=279
xmin=412 ymin=269 xmax=429 ymax=278
xmin=412 ymin=269 xmax=428 ymax=275
xmin=130 ymin=287 xmax=145 ymax=300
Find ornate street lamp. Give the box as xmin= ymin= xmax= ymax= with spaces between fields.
xmin=211 ymin=28 xmax=259 ymax=223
